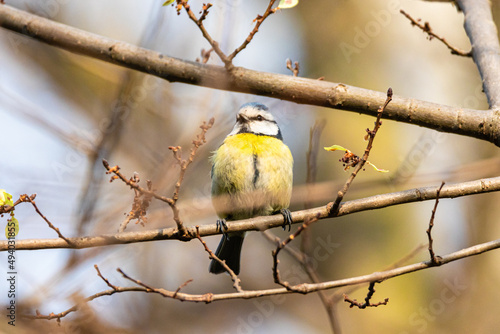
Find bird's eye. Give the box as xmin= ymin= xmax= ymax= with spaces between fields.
xmin=257 ymin=115 xmax=263 ymax=121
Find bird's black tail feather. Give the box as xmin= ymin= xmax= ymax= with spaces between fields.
xmin=209 ymin=233 xmax=245 ymax=275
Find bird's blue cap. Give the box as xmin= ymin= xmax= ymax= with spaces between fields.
xmin=240 ymin=102 xmax=269 ymax=111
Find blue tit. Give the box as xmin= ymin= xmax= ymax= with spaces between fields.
xmin=209 ymin=102 xmax=293 ymax=275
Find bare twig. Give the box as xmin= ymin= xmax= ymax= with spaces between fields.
xmin=227 ymin=0 xmax=278 ymax=64
xmin=167 ymin=118 xmax=215 ymax=237
xmin=177 ymin=0 xmax=279 ymax=69
xmin=302 ymin=120 xmax=340 ymax=333
xmin=331 ymin=243 xmax=427 ymax=304
xmin=2 ymin=176 xmax=500 ymax=251
xmin=286 ymin=58 xmax=300 ymax=77
xmin=344 ymin=282 xmax=389 ymax=309
xmin=196 ymin=48 xmax=213 ymax=64
xmin=427 ymin=181 xmax=445 ymax=265
xmin=29 ymin=286 xmax=145 ymax=321
xmin=195 ymin=226 xmax=243 ymax=292
xmin=329 ymin=88 xmax=393 ymax=216
xmin=0 ymin=195 xmax=24 ymax=214
xmin=26 ymin=194 xmax=74 ymax=246
xmin=176 ymin=1 xmax=230 ymax=66
xmin=272 ymin=214 xmax=320 ymax=292
xmin=400 ymin=9 xmax=472 ymax=57
xmin=173 ymin=279 xmax=194 ymax=299
xmin=103 ymin=160 xmax=174 ymax=205
xmin=94 ymin=264 xmax=118 ymax=290
xmin=104 ymin=118 xmax=214 ymax=237
xmin=28 ymin=237 xmax=500 ymax=322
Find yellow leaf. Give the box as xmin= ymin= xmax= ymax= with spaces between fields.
xmin=162 ymin=0 xmax=175 ymax=6
xmin=5 ymin=216 xmax=19 ymax=239
xmin=366 ymin=161 xmax=389 ymax=173
xmin=324 ymin=145 xmax=349 ymax=152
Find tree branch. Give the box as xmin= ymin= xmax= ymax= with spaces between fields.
xmin=0 ymin=5 xmax=498 ymax=145
xmin=456 ymin=0 xmax=500 ymax=109
xmin=400 ymin=9 xmax=472 ymax=57
xmin=2 ymin=176 xmax=500 ymax=251
xmin=329 ymin=88 xmax=392 ymax=215
xmin=26 ymin=236 xmax=500 ymax=320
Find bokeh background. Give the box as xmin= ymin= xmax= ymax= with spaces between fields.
xmin=1 ymin=0 xmax=500 ymax=333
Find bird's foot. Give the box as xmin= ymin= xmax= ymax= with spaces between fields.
xmin=216 ymin=219 xmax=229 ymax=239
xmin=280 ymin=209 xmax=292 ymax=232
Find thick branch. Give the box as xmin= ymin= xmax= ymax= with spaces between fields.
xmin=0 ymin=5 xmax=499 ymax=145
xmin=2 ymin=176 xmax=500 ymax=251
xmin=456 ymin=0 xmax=500 ymax=109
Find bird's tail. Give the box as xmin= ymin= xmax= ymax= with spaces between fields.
xmin=209 ymin=232 xmax=245 ymax=275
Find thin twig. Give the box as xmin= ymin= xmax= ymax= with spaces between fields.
xmin=400 ymin=9 xmax=472 ymax=57
xmin=173 ymin=279 xmax=194 ymax=299
xmin=330 ymin=243 xmax=427 ymax=303
xmin=286 ymin=58 xmax=300 ymax=77
xmin=177 ymin=1 xmax=230 ymax=67
xmin=427 ymin=181 xmax=445 ymax=265
xmin=195 ymin=226 xmax=243 ymax=292
xmin=94 ymin=264 xmax=118 ymax=290
xmin=26 ymin=195 xmax=74 ymax=246
xmin=104 ymin=118 xmax=214 ymax=238
xmin=227 ymin=0 xmax=278 ymax=64
xmin=103 ymin=160 xmax=174 ymax=205
xmin=302 ymin=119 xmax=340 ymax=333
xmin=0 ymin=196 xmax=24 ymax=214
xmin=168 ymin=118 xmax=215 ymax=237
xmin=272 ymin=214 xmax=320 ymax=292
xmin=329 ymin=88 xmax=393 ymax=216
xmin=344 ymin=282 xmax=389 ymax=309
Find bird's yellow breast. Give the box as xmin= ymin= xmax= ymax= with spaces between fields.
xmin=211 ymin=133 xmax=293 ymax=219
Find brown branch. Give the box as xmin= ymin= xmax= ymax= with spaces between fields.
xmin=456 ymin=0 xmax=500 ymax=109
xmin=28 ymin=236 xmax=500 ymax=322
xmin=195 ymin=226 xmax=243 ymax=292
xmin=344 ymin=282 xmax=389 ymax=309
xmin=400 ymin=9 xmax=472 ymax=57
xmin=329 ymin=88 xmax=393 ymax=216
xmin=2 ymin=176 xmax=500 ymax=251
xmin=427 ymin=181 xmax=445 ymax=265
xmin=1 ymin=5 xmax=498 ymax=145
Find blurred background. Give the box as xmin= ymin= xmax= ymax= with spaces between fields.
xmin=1 ymin=0 xmax=500 ymax=333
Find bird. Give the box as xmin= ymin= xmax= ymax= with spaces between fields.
xmin=209 ymin=102 xmax=293 ymax=275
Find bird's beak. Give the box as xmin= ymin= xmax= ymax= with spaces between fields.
xmin=237 ymin=114 xmax=249 ymax=124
